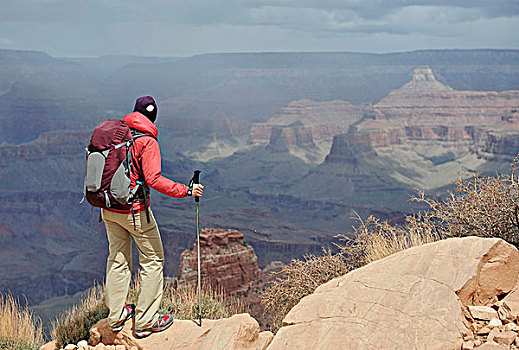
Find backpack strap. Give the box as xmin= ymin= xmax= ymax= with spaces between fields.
xmin=130 ymin=128 xmax=157 ymax=141
xmin=127 ymin=128 xmax=155 ymax=225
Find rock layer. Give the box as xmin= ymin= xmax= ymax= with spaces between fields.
xmin=354 ymin=66 xmax=519 ymax=151
xmin=177 ymin=229 xmax=261 ymax=295
xmin=267 ymin=237 xmax=519 ymax=350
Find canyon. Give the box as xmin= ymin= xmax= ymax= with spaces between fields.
xmin=0 ymin=49 xmax=518 ymax=322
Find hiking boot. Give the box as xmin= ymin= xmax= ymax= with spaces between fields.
xmin=134 ymin=314 xmax=174 ymax=338
xmin=109 ymin=304 xmax=135 ymax=332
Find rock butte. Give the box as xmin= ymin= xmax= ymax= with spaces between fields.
xmin=177 ymin=228 xmax=261 ymax=296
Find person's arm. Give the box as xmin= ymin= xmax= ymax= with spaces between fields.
xmin=141 ymin=139 xmax=189 ymax=198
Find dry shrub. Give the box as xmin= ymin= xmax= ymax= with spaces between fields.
xmin=0 ymin=293 xmax=43 ymax=350
xmin=412 ymin=168 xmax=519 ymax=245
xmin=161 ymin=279 xmax=246 ymax=321
xmin=51 ymin=284 xmax=108 ymax=349
xmin=126 ymin=272 xmax=245 ymax=320
xmin=260 ymin=248 xmax=349 ymax=332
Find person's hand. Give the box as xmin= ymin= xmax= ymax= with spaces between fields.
xmin=193 ymin=184 xmax=204 ymax=197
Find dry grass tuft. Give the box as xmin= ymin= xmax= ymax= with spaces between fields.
xmin=338 ymin=211 xmax=443 ymax=269
xmin=51 ymin=284 xmax=108 ymax=349
xmin=126 ymin=272 xmax=245 ymax=321
xmin=161 ymin=279 xmax=246 ymax=321
xmin=0 ymin=293 xmax=43 ymax=350
xmin=260 ymin=248 xmax=350 ymax=332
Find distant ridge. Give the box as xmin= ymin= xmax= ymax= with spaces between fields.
xmin=0 ymin=49 xmax=54 ymax=64
xmin=181 ymin=49 xmax=519 ymax=68
xmin=2 ymin=47 xmax=518 ymax=66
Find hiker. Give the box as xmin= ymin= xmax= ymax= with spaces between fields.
xmin=101 ymin=96 xmax=204 ymax=338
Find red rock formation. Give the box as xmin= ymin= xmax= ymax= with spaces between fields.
xmin=250 ymin=67 xmax=519 ymax=168
xmin=177 ymin=228 xmax=261 ymax=296
xmin=474 ymin=127 xmax=519 ymax=161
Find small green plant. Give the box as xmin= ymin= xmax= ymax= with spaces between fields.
xmin=0 ymin=338 xmax=40 ymax=350
xmin=0 ymin=293 xmax=43 ymax=350
xmin=51 ymin=284 xmax=108 ymax=349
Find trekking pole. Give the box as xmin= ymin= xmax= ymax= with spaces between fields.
xmin=190 ymin=170 xmax=203 ymax=326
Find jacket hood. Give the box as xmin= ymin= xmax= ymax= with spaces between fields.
xmin=122 ymin=112 xmax=158 ymax=138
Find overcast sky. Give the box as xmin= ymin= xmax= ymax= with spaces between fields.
xmin=0 ymin=0 xmax=518 ymax=57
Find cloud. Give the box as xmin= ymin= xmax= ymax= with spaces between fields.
xmin=0 ymin=0 xmax=517 ymax=56
xmin=211 ymin=3 xmax=514 ymax=38
xmin=248 ymin=1 xmax=519 ymax=21
xmin=2 ymin=0 xmax=518 ymax=25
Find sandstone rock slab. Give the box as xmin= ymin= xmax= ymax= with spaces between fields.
xmin=468 ymin=306 xmax=499 ymax=321
xmin=493 ymin=330 xmax=516 ymax=346
xmin=267 ymin=237 xmax=519 ymax=350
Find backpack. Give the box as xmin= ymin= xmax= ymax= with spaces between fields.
xmin=82 ymin=119 xmax=150 ymax=219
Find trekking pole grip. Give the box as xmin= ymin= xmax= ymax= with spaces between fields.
xmin=192 ymin=170 xmax=201 ymax=203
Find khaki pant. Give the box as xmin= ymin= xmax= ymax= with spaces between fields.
xmin=102 ymin=208 xmax=164 ymax=330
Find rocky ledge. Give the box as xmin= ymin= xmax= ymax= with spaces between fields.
xmin=41 ymin=313 xmax=273 ymax=350
xmin=41 ymin=236 xmax=519 ymax=349
xmin=268 ymin=237 xmax=519 ymax=350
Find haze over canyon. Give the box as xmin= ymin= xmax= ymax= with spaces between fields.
xmin=0 ymin=49 xmax=518 ymax=316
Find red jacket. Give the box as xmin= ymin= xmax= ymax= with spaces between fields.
xmin=106 ymin=112 xmax=188 ymax=214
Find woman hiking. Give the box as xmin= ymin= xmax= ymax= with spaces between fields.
xmin=101 ymin=95 xmax=204 ymax=338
